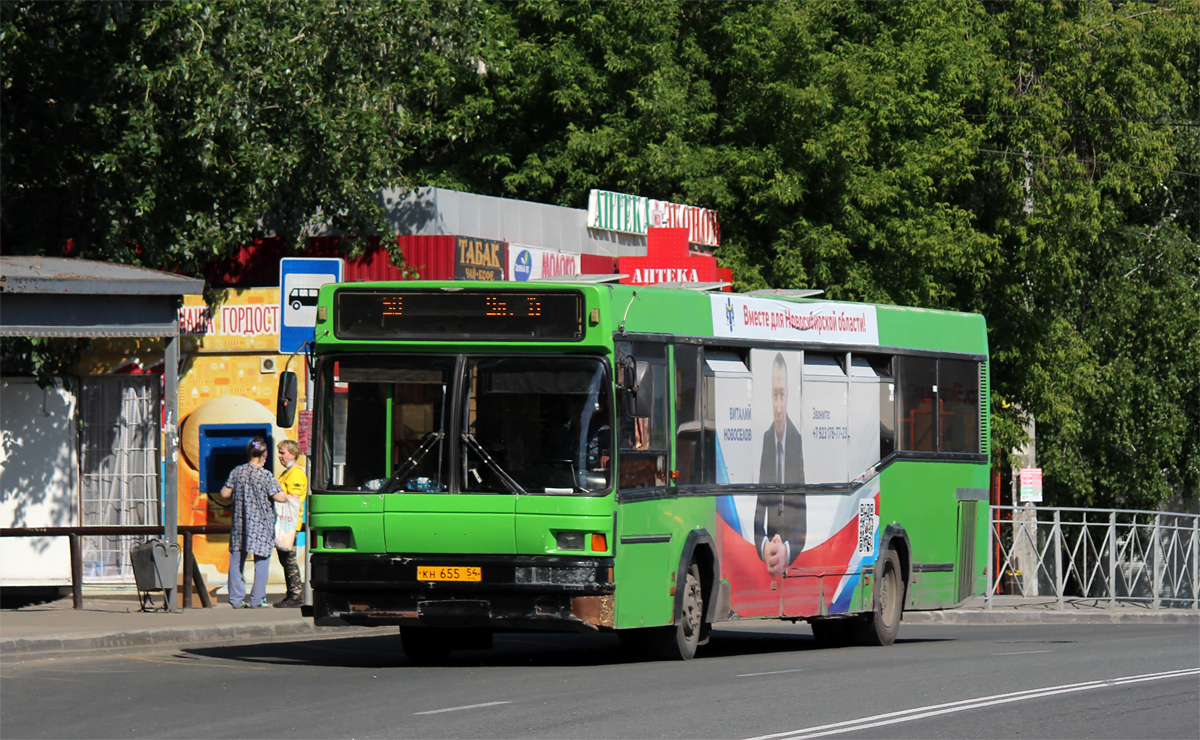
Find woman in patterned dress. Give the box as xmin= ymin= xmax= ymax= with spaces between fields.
xmin=217 ymin=437 xmax=287 ymax=607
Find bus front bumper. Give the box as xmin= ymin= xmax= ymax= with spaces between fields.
xmin=311 ymin=553 xmax=616 ymax=632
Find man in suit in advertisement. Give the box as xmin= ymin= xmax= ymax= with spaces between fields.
xmin=755 ymin=352 xmax=806 ymax=577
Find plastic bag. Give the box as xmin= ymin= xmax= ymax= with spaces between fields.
xmin=274 ymin=495 xmax=301 ymax=551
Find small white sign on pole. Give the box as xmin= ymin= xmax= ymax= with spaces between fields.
xmin=1019 ymin=467 xmax=1043 ymax=503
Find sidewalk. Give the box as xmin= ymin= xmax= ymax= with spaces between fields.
xmin=2 ymin=593 xmax=1195 ymax=661
xmin=0 ymin=590 xmax=392 ymax=661
xmin=903 ymin=596 xmax=1200 ymax=625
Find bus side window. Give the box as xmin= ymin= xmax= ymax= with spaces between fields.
xmin=939 ymin=359 xmax=980 ymax=454
xmin=897 ymin=356 xmax=938 ymax=452
xmin=617 ymin=341 xmax=668 ymax=489
xmin=848 ymin=354 xmax=884 ymax=477
xmin=674 ymin=344 xmax=702 ymax=486
xmin=861 ymin=355 xmax=896 ymax=460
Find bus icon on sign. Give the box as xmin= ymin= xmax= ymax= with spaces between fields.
xmin=289 ymin=287 xmax=320 ymax=311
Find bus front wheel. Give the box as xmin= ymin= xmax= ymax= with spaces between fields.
xmin=647 ymin=562 xmax=705 ymax=661
xmin=854 ymin=548 xmax=904 ymax=646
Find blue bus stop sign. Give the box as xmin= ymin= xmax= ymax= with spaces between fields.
xmin=280 ymin=257 xmax=343 ymax=354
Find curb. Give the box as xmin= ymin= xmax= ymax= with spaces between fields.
xmin=903 ymin=610 xmax=1200 ymax=625
xmin=4 ymin=610 xmax=1196 ymax=660
xmin=0 ymin=621 xmax=392 ymax=660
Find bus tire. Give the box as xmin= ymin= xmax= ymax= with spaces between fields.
xmin=854 ymin=548 xmax=904 ymax=646
xmin=400 ymin=626 xmax=453 ymax=665
xmin=647 ymin=562 xmax=705 ymax=661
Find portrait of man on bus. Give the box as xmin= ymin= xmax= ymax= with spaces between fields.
xmin=755 ymin=352 xmax=806 ymax=577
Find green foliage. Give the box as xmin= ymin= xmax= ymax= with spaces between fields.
xmin=0 ymin=338 xmax=91 ymax=391
xmin=973 ymin=0 xmax=1199 ymax=508
xmin=2 ymin=0 xmax=504 ymax=273
xmin=3 ymin=0 xmax=1196 ymax=510
xmin=434 ymin=0 xmax=1198 ymax=509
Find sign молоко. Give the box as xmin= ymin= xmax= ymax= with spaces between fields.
xmin=507 ymin=245 xmax=579 ymax=282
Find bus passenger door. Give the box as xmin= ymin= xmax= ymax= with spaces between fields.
xmin=613 ymin=341 xmax=675 ymax=628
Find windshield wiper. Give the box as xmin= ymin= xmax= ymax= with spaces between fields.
xmin=461 ymin=433 xmax=526 ymax=495
xmin=379 ymin=431 xmax=444 ymax=493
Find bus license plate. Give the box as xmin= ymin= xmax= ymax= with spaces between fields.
xmin=418 ymin=566 xmax=482 ymax=582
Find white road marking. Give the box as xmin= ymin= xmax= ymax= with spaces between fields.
xmin=738 ymin=669 xmax=806 ymax=678
xmin=128 ymin=656 xmax=269 ymax=670
xmin=414 ymin=701 xmax=512 ymax=716
xmin=741 ymin=667 xmax=1200 ymax=740
xmin=992 ymin=649 xmax=1053 ymax=656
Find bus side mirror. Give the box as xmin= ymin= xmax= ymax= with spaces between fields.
xmin=617 ymin=356 xmax=655 ymax=419
xmin=617 ymin=355 xmax=637 ymax=394
xmin=633 ymin=361 xmax=654 ymax=418
xmin=276 ymin=371 xmax=298 ymax=428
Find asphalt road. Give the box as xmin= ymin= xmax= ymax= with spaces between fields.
xmin=2 ymin=621 xmax=1196 ymax=739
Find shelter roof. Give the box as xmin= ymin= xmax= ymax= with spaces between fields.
xmin=0 ymin=256 xmax=204 ymax=296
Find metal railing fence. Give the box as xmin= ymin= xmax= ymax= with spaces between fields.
xmin=1 ymin=525 xmax=230 ymax=610
xmin=987 ymin=505 xmax=1199 ymax=610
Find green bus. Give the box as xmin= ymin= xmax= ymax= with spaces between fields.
xmin=286 ymin=279 xmax=990 ymax=662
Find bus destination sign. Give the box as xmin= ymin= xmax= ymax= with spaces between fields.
xmin=334 ymin=289 xmax=585 ymax=341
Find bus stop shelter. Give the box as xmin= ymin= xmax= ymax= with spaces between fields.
xmin=0 ymin=256 xmax=204 ymax=606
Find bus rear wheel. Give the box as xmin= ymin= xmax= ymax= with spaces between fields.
xmin=854 ymin=548 xmax=904 ymax=646
xmin=400 ymin=626 xmax=453 ymax=665
xmin=647 ymin=562 xmax=705 ymax=661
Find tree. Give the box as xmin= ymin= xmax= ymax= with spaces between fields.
xmin=422 ymin=0 xmax=1197 ymax=509
xmin=4 ymin=0 xmax=1195 ymax=509
xmin=1 ymin=0 xmax=505 ymax=274
xmin=2 ymin=0 xmax=506 ymax=387
xmin=973 ymin=0 xmax=1199 ymax=508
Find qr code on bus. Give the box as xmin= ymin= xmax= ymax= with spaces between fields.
xmin=857 ymin=500 xmax=876 ymax=556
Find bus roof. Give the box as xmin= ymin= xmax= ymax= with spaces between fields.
xmin=316 ymin=280 xmax=988 ymax=357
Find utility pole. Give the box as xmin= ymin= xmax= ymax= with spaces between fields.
xmin=1011 ymin=415 xmax=1038 ymax=597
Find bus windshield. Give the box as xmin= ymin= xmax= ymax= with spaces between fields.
xmin=317 ymin=354 xmax=612 ymax=495
xmin=463 ymin=356 xmax=611 ymax=495
xmin=319 ymin=356 xmax=454 ymax=493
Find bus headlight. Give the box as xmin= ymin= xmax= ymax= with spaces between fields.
xmin=555 ymin=532 xmax=585 ymax=551
xmin=323 ymin=529 xmax=353 ymax=550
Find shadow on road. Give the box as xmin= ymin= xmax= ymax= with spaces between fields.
xmin=180 ymin=625 xmax=950 ymax=669
xmin=183 ymin=631 xmax=632 ymax=669
xmin=702 ymin=627 xmax=948 ymax=659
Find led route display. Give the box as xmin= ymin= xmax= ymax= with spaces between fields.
xmin=335 ymin=288 xmax=584 ymax=341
